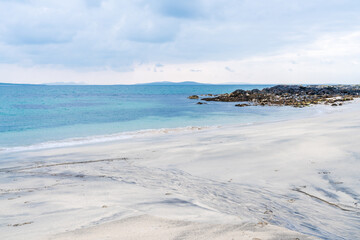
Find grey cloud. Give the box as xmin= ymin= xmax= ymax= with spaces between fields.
xmin=0 ymin=0 xmax=359 ymax=69
xmin=85 ymin=0 xmax=103 ymax=8
xmin=3 ymin=25 xmax=74 ymax=45
xmin=155 ymin=0 xmax=203 ymax=19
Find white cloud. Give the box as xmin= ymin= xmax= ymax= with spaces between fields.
xmin=0 ymin=1 xmax=359 ymax=84
xmin=0 ymin=0 xmax=359 ymax=67
xmin=1 ymin=30 xmax=359 ymax=85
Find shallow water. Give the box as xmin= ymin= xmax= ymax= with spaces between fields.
xmin=0 ymin=84 xmax=331 ymax=150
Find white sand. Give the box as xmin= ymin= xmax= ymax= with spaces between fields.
xmin=1 ymin=102 xmax=360 ymax=239
xmin=50 ymin=215 xmax=314 ymax=240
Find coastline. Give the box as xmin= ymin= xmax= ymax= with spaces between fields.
xmin=1 ymin=101 xmax=360 ymax=239
xmin=2 ymin=98 xmax=357 ymax=154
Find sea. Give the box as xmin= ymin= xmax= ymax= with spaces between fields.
xmin=0 ymin=84 xmax=336 ymax=152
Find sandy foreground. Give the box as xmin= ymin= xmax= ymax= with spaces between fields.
xmin=1 ymin=103 xmax=360 ymax=239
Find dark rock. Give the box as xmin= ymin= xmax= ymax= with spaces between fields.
xmin=195 ymin=85 xmax=360 ymax=108
xmin=235 ymin=103 xmax=250 ymax=107
xmin=188 ymin=95 xmax=199 ymax=99
xmin=197 ymin=102 xmax=207 ymax=105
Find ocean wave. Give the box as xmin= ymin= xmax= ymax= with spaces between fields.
xmin=0 ymin=126 xmax=215 ymax=153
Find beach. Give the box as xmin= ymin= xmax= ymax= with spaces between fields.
xmin=2 ymin=0 xmax=360 ymax=238
xmin=1 ymin=101 xmax=360 ymax=239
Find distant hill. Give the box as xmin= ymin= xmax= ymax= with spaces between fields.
xmin=0 ymin=82 xmax=41 ymax=86
xmin=137 ymin=81 xmax=210 ymax=85
xmin=222 ymin=82 xmax=252 ymax=85
xmin=0 ymin=82 xmax=87 ymax=86
xmin=0 ymin=82 xmax=20 ymax=85
xmin=45 ymin=82 xmax=86 ymax=85
xmin=137 ymin=81 xmax=267 ymax=85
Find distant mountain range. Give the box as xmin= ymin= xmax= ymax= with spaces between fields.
xmin=0 ymin=81 xmax=292 ymax=86
xmin=0 ymin=81 xmax=209 ymax=86
xmin=136 ymin=81 xmax=210 ymax=85
xmin=0 ymin=81 xmax=355 ymax=86
xmin=0 ymin=82 xmax=40 ymax=86
xmin=45 ymin=82 xmax=86 ymax=85
xmin=0 ymin=82 xmax=84 ymax=86
xmin=0 ymin=82 xmax=19 ymax=85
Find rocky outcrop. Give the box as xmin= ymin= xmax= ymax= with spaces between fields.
xmin=235 ymin=103 xmax=250 ymax=107
xmin=188 ymin=95 xmax=199 ymax=99
xmin=192 ymin=85 xmax=360 ymax=108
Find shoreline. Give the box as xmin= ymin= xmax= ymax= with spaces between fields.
xmin=0 ymin=126 xmax=215 ymax=154
xmin=1 ymin=101 xmax=360 ymax=239
xmin=2 ymin=98 xmax=359 ymax=154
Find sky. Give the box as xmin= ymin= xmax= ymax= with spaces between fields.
xmin=0 ymin=0 xmax=359 ymax=85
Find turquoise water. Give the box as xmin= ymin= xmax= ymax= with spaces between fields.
xmin=0 ymin=84 xmax=327 ymax=150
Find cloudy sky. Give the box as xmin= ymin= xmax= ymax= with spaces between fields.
xmin=0 ymin=0 xmax=359 ymax=84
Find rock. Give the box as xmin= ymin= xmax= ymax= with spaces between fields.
xmin=235 ymin=103 xmax=250 ymax=107
xmin=10 ymin=222 xmax=33 ymax=227
xmin=197 ymin=102 xmax=207 ymax=105
xmin=230 ymin=89 xmax=246 ymax=97
xmin=197 ymin=85 xmax=360 ymax=108
xmin=188 ymin=95 xmax=199 ymax=99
